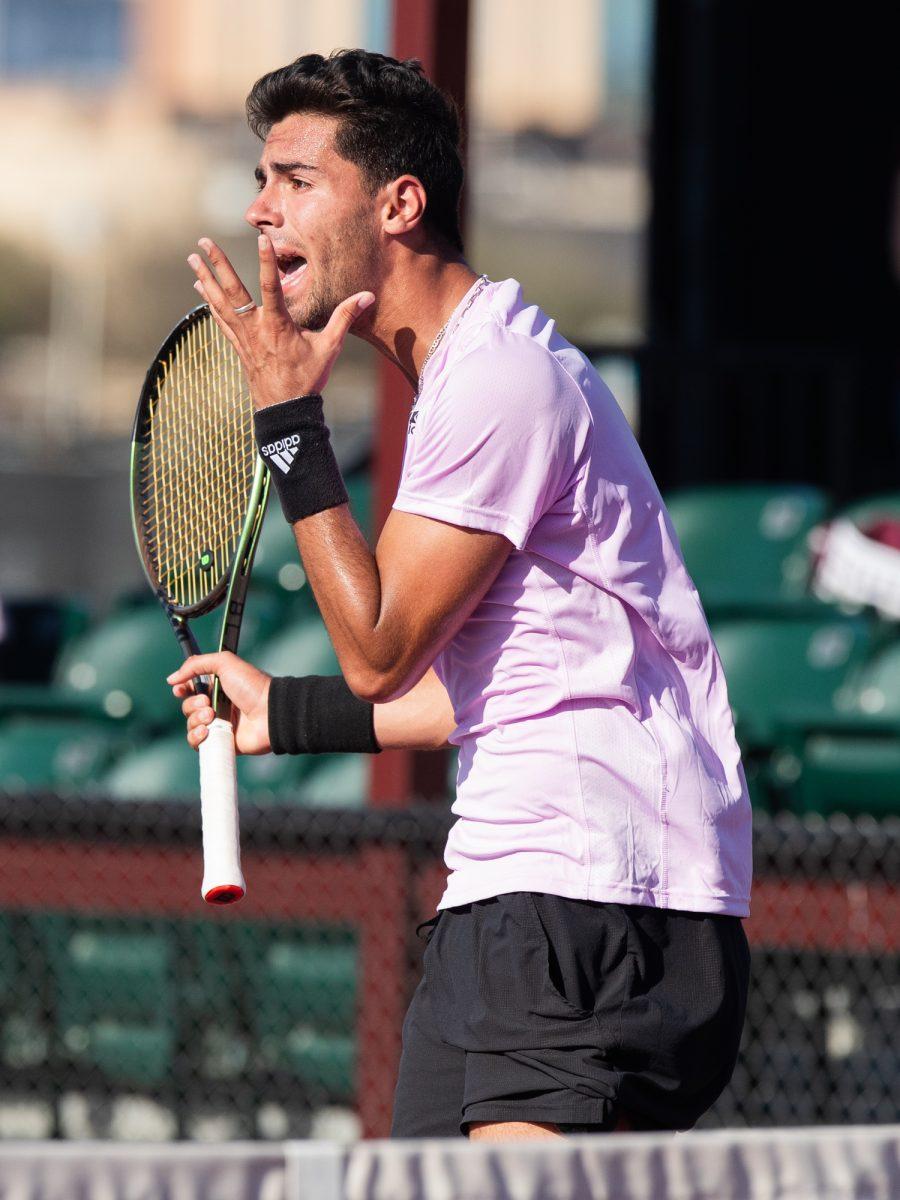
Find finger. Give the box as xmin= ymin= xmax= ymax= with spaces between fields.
xmin=198 ymin=238 xmax=255 ymax=310
xmin=195 ymin=283 xmax=243 ymax=353
xmin=187 ymin=708 xmax=215 ymax=732
xmin=323 ymin=291 xmax=376 ymax=349
xmin=188 ymin=724 xmax=209 ymax=749
xmin=181 ymin=692 xmax=212 ymax=717
xmin=173 ymin=676 xmax=211 ymax=701
xmin=187 ymin=252 xmax=233 ymax=322
xmin=257 ymin=234 xmax=291 ymax=318
xmin=167 ymin=653 xmax=230 ymax=687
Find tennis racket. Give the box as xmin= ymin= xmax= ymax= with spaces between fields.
xmin=130 ymin=303 xmax=269 ymax=904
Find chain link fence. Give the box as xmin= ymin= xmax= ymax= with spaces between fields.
xmin=0 ymin=797 xmax=896 ymax=1141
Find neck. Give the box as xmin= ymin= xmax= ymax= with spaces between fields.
xmin=353 ymin=252 xmax=480 ymax=391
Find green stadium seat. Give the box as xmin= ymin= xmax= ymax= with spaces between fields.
xmin=102 ymin=734 xmax=363 ymax=805
xmin=0 ymin=716 xmax=126 ymax=791
xmin=279 ymin=1030 xmax=354 ymax=1099
xmin=226 ymin=586 xmax=287 ymax=658
xmin=238 ymin=750 xmax=314 ymax=796
xmin=296 ymin=755 xmax=367 ymax=808
xmin=38 ymin=916 xmax=175 ymax=1089
xmin=179 ymin=922 xmax=237 ymax=1023
xmin=252 ymin=470 xmax=371 ymax=614
xmin=841 ymin=640 xmax=900 ymax=722
xmin=259 ymin=942 xmax=357 ymax=1029
xmin=768 ymin=637 xmax=900 ymax=745
xmin=236 ymin=925 xmax=356 ymax=1100
xmin=180 ymin=922 xmax=248 ymax=1082
xmin=253 ymin=620 xmax=340 ymax=678
xmin=0 ymin=608 xmax=182 ymax=726
xmin=769 ymin=638 xmax=900 ymax=818
xmin=790 ymin=735 xmax=900 ymax=818
xmin=711 ymin=615 xmax=873 ymax=751
xmin=55 ymin=606 xmax=195 ymax=725
xmin=0 ymin=914 xmax=48 ymax=1072
xmin=0 ymin=591 xmax=283 ymax=731
xmin=252 ymin=511 xmax=320 ymax=617
xmin=665 ymin=484 xmax=830 ymax=618
xmin=738 ymin=757 xmax=773 ymax=812
xmin=0 ymin=916 xmax=17 ymax=1006
xmin=100 ymin=733 xmax=197 ymax=800
xmin=83 ymin=1022 xmax=173 ymax=1088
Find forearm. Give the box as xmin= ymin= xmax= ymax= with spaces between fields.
xmin=268 ymin=666 xmax=455 ymax=754
xmin=291 ymin=505 xmax=459 ymax=703
xmin=373 ymin=667 xmax=456 ymax=750
xmin=290 ymin=504 xmax=401 ymax=698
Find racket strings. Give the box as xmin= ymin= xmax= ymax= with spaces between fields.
xmin=139 ymin=313 xmax=255 ymax=610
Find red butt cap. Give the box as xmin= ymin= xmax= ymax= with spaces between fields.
xmin=203 ymin=884 xmax=245 ymax=905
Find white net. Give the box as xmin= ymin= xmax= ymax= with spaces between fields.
xmin=0 ymin=1126 xmax=898 ymax=1200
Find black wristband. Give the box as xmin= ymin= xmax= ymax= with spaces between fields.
xmin=254 ymin=395 xmax=349 ymax=523
xmin=268 ymin=675 xmax=381 ymax=756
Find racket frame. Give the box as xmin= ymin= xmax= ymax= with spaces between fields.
xmin=129 ymin=304 xmax=270 ymax=720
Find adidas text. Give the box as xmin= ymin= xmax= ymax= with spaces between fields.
xmin=260 ymin=435 xmax=300 ymax=456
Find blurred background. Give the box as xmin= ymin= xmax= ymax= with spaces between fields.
xmin=0 ymin=0 xmax=898 ymax=1153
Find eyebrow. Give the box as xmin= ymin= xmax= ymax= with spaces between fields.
xmin=254 ymin=160 xmax=320 ymax=183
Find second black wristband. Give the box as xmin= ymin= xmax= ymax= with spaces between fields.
xmin=269 ymin=675 xmax=381 ymax=756
xmin=254 ymin=394 xmax=349 ymax=523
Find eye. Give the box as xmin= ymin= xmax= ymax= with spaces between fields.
xmin=290 ymin=178 xmax=311 ymax=190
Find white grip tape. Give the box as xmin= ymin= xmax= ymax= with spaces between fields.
xmin=199 ymin=717 xmax=246 ymax=902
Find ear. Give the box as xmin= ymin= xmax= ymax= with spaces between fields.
xmin=380 ymin=175 xmax=427 ymax=237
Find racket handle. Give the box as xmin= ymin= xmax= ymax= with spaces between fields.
xmin=199 ymin=717 xmax=246 ymax=905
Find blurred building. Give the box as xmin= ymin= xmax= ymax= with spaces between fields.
xmin=471 ymin=0 xmax=603 ymax=135
xmin=0 ymin=0 xmax=650 ymax=444
xmin=132 ymin=0 xmax=367 ymax=116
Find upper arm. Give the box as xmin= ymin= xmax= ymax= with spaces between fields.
xmin=368 ymin=508 xmax=512 ymax=701
xmin=362 ymin=336 xmax=587 ymax=702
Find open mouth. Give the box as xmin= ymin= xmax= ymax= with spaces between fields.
xmin=276 ymin=252 xmax=308 ymax=291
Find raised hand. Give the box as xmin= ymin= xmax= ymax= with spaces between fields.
xmin=187 ymin=236 xmax=374 ymax=409
xmin=168 ymin=652 xmax=272 ymax=755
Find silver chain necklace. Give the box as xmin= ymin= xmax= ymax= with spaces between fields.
xmin=415 ymin=275 xmax=489 ymax=399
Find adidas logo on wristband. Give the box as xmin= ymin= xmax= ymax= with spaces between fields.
xmin=260 ymin=435 xmax=300 ymax=474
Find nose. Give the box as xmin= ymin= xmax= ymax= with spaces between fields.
xmin=244 ymin=185 xmax=282 ymax=232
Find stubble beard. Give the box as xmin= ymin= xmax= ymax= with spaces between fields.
xmin=285 ymin=212 xmax=378 ymax=332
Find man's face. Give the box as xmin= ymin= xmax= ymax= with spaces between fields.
xmin=244 ymin=113 xmax=382 ymax=330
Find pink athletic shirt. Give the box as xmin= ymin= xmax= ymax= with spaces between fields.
xmin=393 ymin=277 xmax=752 ymax=917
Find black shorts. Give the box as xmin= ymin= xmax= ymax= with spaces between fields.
xmin=390 ymin=892 xmax=750 ymax=1137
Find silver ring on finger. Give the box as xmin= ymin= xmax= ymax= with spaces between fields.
xmin=233 ymin=300 xmax=256 ymax=314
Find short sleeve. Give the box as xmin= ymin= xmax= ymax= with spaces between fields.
xmin=393 ymin=334 xmax=589 ymax=551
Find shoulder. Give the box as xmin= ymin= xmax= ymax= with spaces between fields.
xmin=443 ymin=321 xmax=588 ymax=429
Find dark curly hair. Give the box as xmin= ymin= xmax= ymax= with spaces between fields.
xmin=246 ymin=49 xmax=464 ymax=253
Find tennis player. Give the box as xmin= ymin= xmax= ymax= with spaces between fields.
xmin=169 ymin=49 xmax=752 ymax=1141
